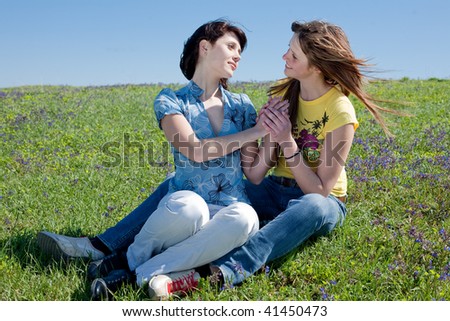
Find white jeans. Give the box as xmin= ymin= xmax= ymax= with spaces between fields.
xmin=126 ymin=190 xmax=259 ymax=286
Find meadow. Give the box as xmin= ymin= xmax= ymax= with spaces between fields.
xmin=0 ymin=79 xmax=449 ymax=301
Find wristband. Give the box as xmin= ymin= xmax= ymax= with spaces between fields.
xmin=284 ymin=149 xmax=301 ymax=160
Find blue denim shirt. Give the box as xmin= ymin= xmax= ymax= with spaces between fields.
xmin=154 ymin=81 xmax=257 ymax=206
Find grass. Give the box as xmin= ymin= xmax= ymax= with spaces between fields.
xmin=0 ymin=79 xmax=449 ymax=301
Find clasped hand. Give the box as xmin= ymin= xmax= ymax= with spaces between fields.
xmin=256 ymin=97 xmax=291 ymax=143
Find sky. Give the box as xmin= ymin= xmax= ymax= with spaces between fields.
xmin=1 ymin=0 xmax=449 ymax=88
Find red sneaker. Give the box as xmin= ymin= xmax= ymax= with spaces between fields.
xmin=148 ymin=269 xmax=200 ymax=300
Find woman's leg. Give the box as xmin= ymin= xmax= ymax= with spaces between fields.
xmin=126 ymin=190 xmax=210 ymax=272
xmin=36 ymin=178 xmax=171 ymax=260
xmin=213 ymin=193 xmax=346 ymax=285
xmin=134 ymin=202 xmax=259 ymax=286
xmin=97 ymin=179 xmax=170 ymax=252
xmin=244 ymin=177 xmax=296 ymax=225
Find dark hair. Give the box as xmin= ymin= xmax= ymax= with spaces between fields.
xmin=179 ymin=19 xmax=247 ymax=89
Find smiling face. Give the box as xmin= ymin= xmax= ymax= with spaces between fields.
xmin=202 ymin=32 xmax=242 ymax=79
xmin=282 ymin=34 xmax=315 ymax=81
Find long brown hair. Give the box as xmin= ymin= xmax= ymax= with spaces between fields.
xmin=269 ymin=20 xmax=402 ymax=137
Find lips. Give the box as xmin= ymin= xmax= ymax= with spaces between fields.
xmin=229 ymin=62 xmax=237 ymax=71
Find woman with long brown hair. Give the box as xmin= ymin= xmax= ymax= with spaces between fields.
xmin=210 ymin=20 xmax=400 ymax=286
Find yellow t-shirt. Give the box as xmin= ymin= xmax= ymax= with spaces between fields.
xmin=272 ymin=86 xmax=359 ymax=197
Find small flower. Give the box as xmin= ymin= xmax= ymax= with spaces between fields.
xmin=438 ymin=274 xmax=448 ymax=281
xmin=209 ymin=270 xmax=222 ymax=286
xmin=319 ymin=287 xmax=328 ymax=300
xmin=232 ymin=262 xmax=243 ymax=274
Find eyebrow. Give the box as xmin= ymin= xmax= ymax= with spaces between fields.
xmin=227 ymin=39 xmax=241 ymax=53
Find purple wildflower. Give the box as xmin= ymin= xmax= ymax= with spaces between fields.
xmin=232 ymin=262 xmax=243 ymax=274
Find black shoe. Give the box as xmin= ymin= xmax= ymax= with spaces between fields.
xmin=90 ymin=269 xmax=133 ymax=301
xmin=87 ymin=251 xmax=128 ymax=280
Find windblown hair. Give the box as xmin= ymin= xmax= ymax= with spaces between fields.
xmin=269 ymin=20 xmax=400 ymax=136
xmin=180 ymin=19 xmax=247 ymax=89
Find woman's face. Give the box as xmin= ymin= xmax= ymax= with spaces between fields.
xmin=203 ymin=32 xmax=242 ymax=79
xmin=282 ymin=35 xmax=315 ymax=80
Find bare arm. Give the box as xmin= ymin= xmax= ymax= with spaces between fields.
xmin=263 ymin=108 xmax=355 ymax=196
xmin=160 ymin=113 xmax=266 ymax=163
xmin=240 ymin=98 xmax=288 ymax=184
xmin=240 ymin=134 xmax=278 ymax=184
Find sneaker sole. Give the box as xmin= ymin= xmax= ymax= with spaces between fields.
xmin=36 ymin=232 xmax=75 ymax=261
xmin=91 ymin=278 xmax=110 ymax=301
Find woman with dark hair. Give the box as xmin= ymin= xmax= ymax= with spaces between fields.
xmin=38 ymin=19 xmax=285 ymax=300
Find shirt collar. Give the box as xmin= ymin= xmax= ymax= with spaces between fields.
xmin=187 ymin=80 xmax=225 ymax=98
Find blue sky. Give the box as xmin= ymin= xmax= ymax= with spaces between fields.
xmin=1 ymin=0 xmax=449 ymax=88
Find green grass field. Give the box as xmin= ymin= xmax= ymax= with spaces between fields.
xmin=1 ymin=79 xmax=449 ymax=300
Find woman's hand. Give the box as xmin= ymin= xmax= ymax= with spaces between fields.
xmin=262 ymin=106 xmax=292 ymax=144
xmin=257 ymin=97 xmax=288 ymax=121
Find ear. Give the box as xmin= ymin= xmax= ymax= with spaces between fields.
xmin=312 ymin=65 xmax=322 ymax=74
xmin=199 ymin=39 xmax=210 ymax=55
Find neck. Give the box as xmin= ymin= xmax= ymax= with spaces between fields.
xmin=192 ymin=73 xmax=221 ymax=101
xmin=299 ymin=77 xmax=332 ymax=101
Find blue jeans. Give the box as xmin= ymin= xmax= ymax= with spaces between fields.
xmin=97 ymin=176 xmax=346 ymax=285
xmin=213 ymin=176 xmax=346 ymax=285
xmin=97 ymin=179 xmax=170 ymax=252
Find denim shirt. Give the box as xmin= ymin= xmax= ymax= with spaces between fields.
xmin=154 ymin=81 xmax=257 ymax=206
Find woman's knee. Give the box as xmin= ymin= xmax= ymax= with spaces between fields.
xmin=287 ymin=193 xmax=333 ymax=223
xmin=160 ymin=190 xmax=209 ymax=225
xmin=220 ymin=202 xmax=259 ymax=237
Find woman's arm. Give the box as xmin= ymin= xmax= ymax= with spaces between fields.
xmin=160 ymin=114 xmax=266 ymax=163
xmin=240 ymin=98 xmax=288 ymax=184
xmin=263 ymin=108 xmax=355 ymax=196
xmin=240 ymin=134 xmax=278 ymax=184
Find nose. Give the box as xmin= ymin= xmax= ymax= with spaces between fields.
xmin=233 ymin=52 xmax=241 ymax=62
xmin=282 ymin=50 xmax=289 ymax=61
